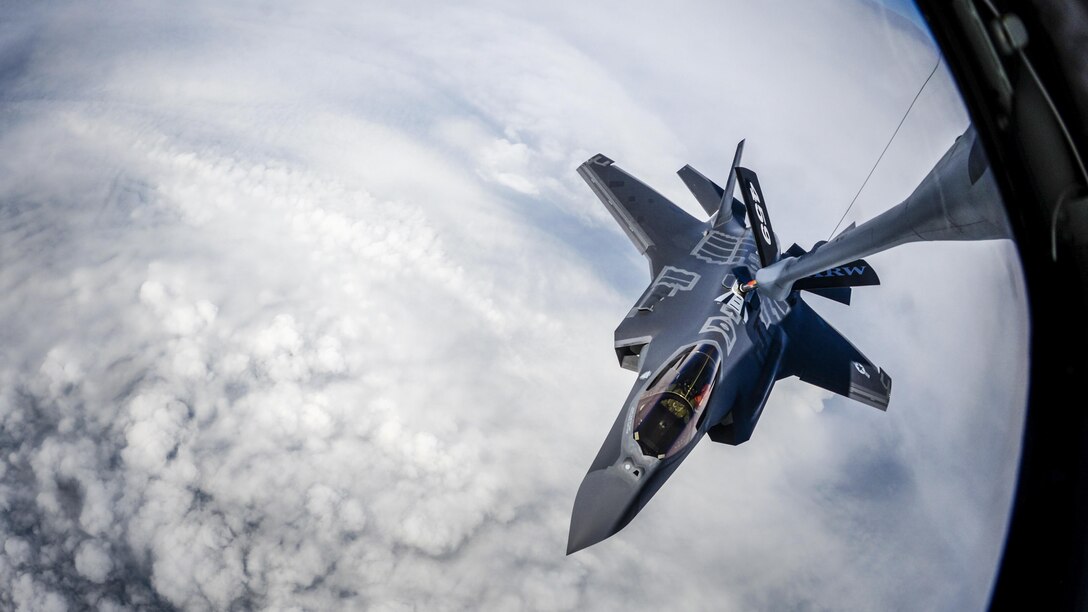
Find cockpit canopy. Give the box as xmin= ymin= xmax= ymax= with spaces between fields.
xmin=633 ymin=342 xmax=723 ymax=459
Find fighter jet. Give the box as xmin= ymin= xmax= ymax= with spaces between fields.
xmin=567 ymin=126 xmax=1009 ymax=554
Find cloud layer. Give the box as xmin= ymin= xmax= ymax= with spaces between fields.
xmin=0 ymin=1 xmax=1027 ymax=610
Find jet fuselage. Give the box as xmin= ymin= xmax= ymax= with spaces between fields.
xmin=569 ymin=145 xmax=899 ymax=554
xmin=567 ymin=225 xmax=792 ymax=554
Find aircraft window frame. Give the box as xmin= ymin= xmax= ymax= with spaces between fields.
xmin=633 ymin=343 xmax=722 ymax=459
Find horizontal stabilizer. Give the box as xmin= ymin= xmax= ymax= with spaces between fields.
xmin=792 ymin=259 xmax=880 ymax=290
xmin=779 ymin=299 xmax=892 ymax=410
xmin=677 ymin=165 xmax=725 ymax=218
xmin=805 ymin=286 xmax=852 ymax=305
xmin=785 ymin=243 xmax=807 ymax=258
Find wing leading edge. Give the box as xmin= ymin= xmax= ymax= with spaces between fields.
xmin=778 ymin=299 xmax=892 ymax=410
xmin=578 ymin=155 xmax=703 ymax=277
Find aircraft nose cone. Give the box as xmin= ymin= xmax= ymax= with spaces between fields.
xmin=566 ymin=468 xmax=641 ymax=555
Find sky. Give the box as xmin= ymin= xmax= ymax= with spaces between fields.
xmin=0 ymin=1 xmax=1029 ymax=610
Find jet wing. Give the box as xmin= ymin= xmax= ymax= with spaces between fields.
xmin=778 ymin=299 xmax=892 ymax=410
xmin=578 ymin=155 xmax=703 ymax=277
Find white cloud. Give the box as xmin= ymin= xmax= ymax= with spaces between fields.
xmin=74 ymin=540 xmax=113 ymax=584
xmin=11 ymin=574 xmax=68 ymax=612
xmin=0 ymin=1 xmax=1027 ymax=610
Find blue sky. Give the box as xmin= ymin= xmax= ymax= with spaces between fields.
xmin=879 ymin=0 xmax=929 ymax=27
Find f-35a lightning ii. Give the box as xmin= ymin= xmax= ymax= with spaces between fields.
xmin=567 ymin=126 xmax=1010 ymax=554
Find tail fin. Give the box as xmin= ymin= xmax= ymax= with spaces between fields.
xmin=714 ymin=140 xmax=746 ymax=229
xmin=677 ymin=139 xmax=747 ymax=228
xmin=734 ymin=166 xmax=780 ymax=267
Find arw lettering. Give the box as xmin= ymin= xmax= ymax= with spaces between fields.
xmin=813 ymin=266 xmax=866 ymax=278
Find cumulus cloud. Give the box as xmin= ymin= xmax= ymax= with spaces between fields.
xmin=75 ymin=540 xmax=112 ymax=584
xmin=0 ymin=1 xmax=1026 ymax=610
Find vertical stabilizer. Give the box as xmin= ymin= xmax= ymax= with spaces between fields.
xmin=714 ymin=140 xmax=746 ymax=229
xmin=735 ymin=166 xmax=780 ymax=267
